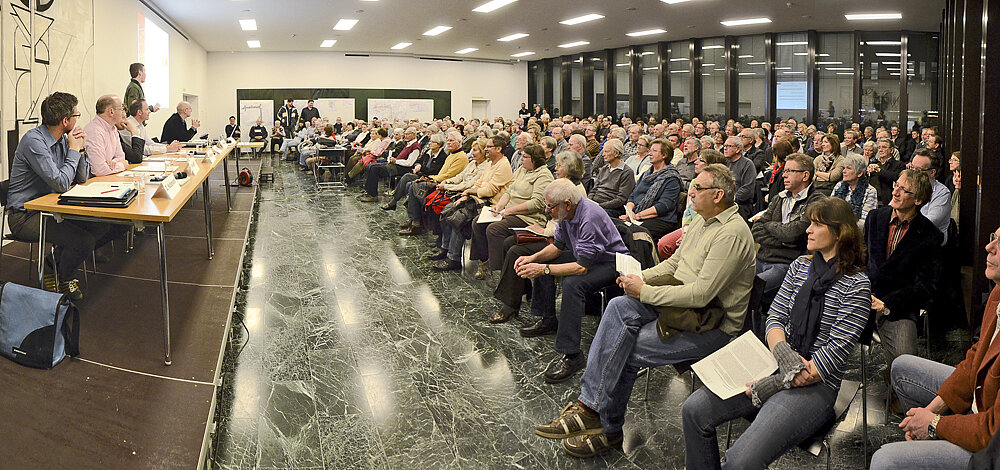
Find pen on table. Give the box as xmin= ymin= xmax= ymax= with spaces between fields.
xmin=100 ymin=186 xmax=119 ymax=194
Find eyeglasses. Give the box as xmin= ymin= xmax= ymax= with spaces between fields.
xmin=990 ymin=232 xmax=999 ymax=246
xmin=906 ymin=164 xmax=931 ymax=173
xmin=70 ymin=113 xmax=81 ymax=118
xmin=784 ymin=169 xmax=807 ymax=174
xmin=545 ymin=201 xmax=566 ymax=211
xmin=892 ymin=182 xmax=915 ymax=195
xmin=690 ymin=183 xmax=720 ymax=192
xmin=723 ymin=144 xmax=739 ymax=148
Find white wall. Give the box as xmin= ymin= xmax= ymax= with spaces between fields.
xmin=202 ymin=52 xmax=527 ymax=138
xmin=94 ymin=0 xmax=207 ymax=140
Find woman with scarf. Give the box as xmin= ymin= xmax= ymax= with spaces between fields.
xmin=619 ymin=138 xmax=683 ymax=241
xmin=682 ymin=197 xmax=871 ymax=470
xmin=813 ymin=134 xmax=845 ymax=195
xmin=832 ymin=153 xmax=878 ymax=231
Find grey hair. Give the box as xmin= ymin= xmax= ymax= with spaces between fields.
xmin=445 ymin=130 xmax=462 ymax=141
xmin=725 ymin=136 xmax=743 ymax=151
xmin=700 ymin=164 xmax=737 ymax=207
xmin=685 ymin=137 xmax=701 ymax=149
xmin=604 ymin=138 xmax=624 ymax=156
xmin=843 ymin=153 xmax=868 ymax=175
xmin=518 ymin=132 xmax=534 ymax=143
xmin=844 ymin=129 xmax=860 ymax=141
xmin=405 ymin=126 xmax=417 ymax=134
xmin=427 ymin=124 xmax=440 ymax=133
xmin=393 ymin=128 xmax=404 ymax=136
xmin=540 ymin=136 xmax=557 ymax=151
xmin=545 ymin=178 xmax=583 ymax=205
xmin=568 ymin=134 xmax=586 ymax=147
xmin=700 ymin=136 xmax=715 ymax=149
xmin=556 ymin=151 xmax=585 ymax=181
xmin=611 ymin=128 xmax=627 ymax=140
xmin=862 ymin=140 xmax=876 ymax=151
xmin=430 ymin=132 xmax=446 ymax=147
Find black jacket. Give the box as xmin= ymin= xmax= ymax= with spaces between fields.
xmin=120 ymin=134 xmax=145 ymax=164
xmin=871 ymin=157 xmax=906 ymax=206
xmin=225 ymin=124 xmax=241 ymax=139
xmin=249 ymin=125 xmax=268 ymax=141
xmin=864 ymin=206 xmax=942 ymax=323
xmin=300 ymin=106 xmax=320 ymax=125
xmin=751 ymin=184 xmax=824 ymax=264
xmin=161 ymin=113 xmax=197 ymax=142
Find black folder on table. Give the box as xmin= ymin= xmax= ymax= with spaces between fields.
xmin=58 ymin=187 xmax=138 ymax=208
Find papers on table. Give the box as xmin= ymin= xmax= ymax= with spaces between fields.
xmin=61 ymin=182 xmax=131 ymax=199
xmin=132 ymin=162 xmax=177 ymax=173
xmin=624 ymin=206 xmax=642 ymax=226
xmin=691 ymin=331 xmax=778 ymax=400
xmin=477 ymin=206 xmax=503 ymax=224
xmin=615 ymin=253 xmax=643 ymax=278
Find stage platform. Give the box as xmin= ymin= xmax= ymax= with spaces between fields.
xmin=0 ymin=159 xmax=261 ymax=469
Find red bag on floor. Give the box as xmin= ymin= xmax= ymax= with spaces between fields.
xmin=425 ymin=189 xmax=452 ymax=215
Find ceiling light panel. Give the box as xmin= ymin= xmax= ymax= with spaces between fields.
xmin=247 ymin=40 xmax=260 ymax=48
xmin=423 ymin=26 xmax=452 ymax=36
xmin=239 ymin=19 xmax=257 ymax=31
xmin=510 ymin=51 xmax=535 ymax=57
xmin=661 ymin=0 xmax=692 ymax=3
xmin=702 ymin=45 xmax=724 ymax=49
xmin=455 ymin=48 xmax=478 ymax=54
xmin=472 ymin=0 xmax=517 ymax=13
xmin=333 ymin=19 xmax=359 ymax=30
xmin=320 ymin=40 xmax=337 ymax=48
xmin=776 ymin=41 xmax=807 ymax=46
xmin=498 ymin=33 xmax=529 ymax=42
xmin=866 ymin=40 xmax=902 ymax=46
xmin=391 ymin=42 xmax=412 ymax=49
xmin=626 ymin=29 xmax=667 ymax=37
xmin=560 ymin=14 xmax=604 ymax=25
xmin=721 ymin=17 xmax=772 ymax=26
xmin=845 ymin=13 xmax=902 ymax=20
xmin=558 ymin=41 xmax=590 ymax=48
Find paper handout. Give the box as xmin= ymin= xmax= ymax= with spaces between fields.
xmin=477 ymin=206 xmax=503 ymax=224
xmin=615 ymin=253 xmax=643 ymax=278
xmin=691 ymin=331 xmax=779 ymax=400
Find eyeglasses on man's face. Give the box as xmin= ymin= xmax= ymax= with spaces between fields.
xmin=690 ymin=183 xmax=720 ymax=192
xmin=892 ymin=182 xmax=915 ymax=195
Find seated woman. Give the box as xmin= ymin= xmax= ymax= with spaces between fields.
xmin=587 ymin=138 xmax=635 ymax=218
xmin=419 ymin=140 xmax=489 ymax=238
xmin=382 ymin=132 xmax=448 ymax=211
xmin=832 ymin=153 xmax=878 ymax=231
xmin=491 ymin=150 xmax=588 ymax=323
xmin=270 ymin=120 xmax=284 ymax=155
xmin=469 ymin=142 xmax=553 ymax=280
xmin=764 ymin=139 xmax=796 ymax=204
xmin=624 ymin=135 xmax=652 ymax=181
xmin=345 ymin=127 xmax=389 ymax=183
xmin=620 ymin=138 xmax=683 ymax=241
xmin=656 ymin=149 xmax=728 ymax=259
xmin=538 ymin=136 xmax=556 ymax=174
xmin=681 ymin=197 xmax=871 ymax=470
xmin=813 ymin=133 xmax=845 ymax=195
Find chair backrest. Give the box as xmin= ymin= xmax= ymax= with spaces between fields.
xmin=741 ymin=275 xmax=768 ymax=337
xmin=858 ymin=308 xmax=879 ymax=346
xmin=0 ymin=179 xmax=9 ymax=208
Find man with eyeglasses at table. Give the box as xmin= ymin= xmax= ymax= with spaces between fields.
xmin=84 ymin=94 xmax=129 ymax=176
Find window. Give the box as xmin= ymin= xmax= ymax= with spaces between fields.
xmin=569 ymin=56 xmax=582 ymax=116
xmin=775 ymin=32 xmax=808 ymax=123
xmin=700 ymin=38 xmax=726 ymax=122
xmin=138 ymin=13 xmax=169 ymax=108
xmin=614 ymin=48 xmax=631 ymax=117
xmin=736 ymin=35 xmax=765 ymax=121
xmin=532 ymin=63 xmax=544 ymax=110
xmin=860 ymin=32 xmax=902 ymax=128
xmin=668 ymin=40 xmax=691 ymax=122
xmin=593 ymin=55 xmax=606 ymax=115
xmin=817 ymin=33 xmax=854 ymax=133
xmin=639 ymin=45 xmax=658 ymax=117
xmin=906 ymin=33 xmax=939 ymax=130
xmin=552 ymin=60 xmax=562 ymax=115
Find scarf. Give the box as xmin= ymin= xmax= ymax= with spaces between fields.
xmin=635 ymin=165 xmax=681 ymax=213
xmin=788 ymin=254 xmax=841 ymax=357
xmin=832 ymin=175 xmax=870 ymax=219
xmin=768 ymin=162 xmax=784 ymax=185
xmin=817 ymin=153 xmax=835 ymax=172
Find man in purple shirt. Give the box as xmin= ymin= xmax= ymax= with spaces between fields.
xmin=511 ymin=179 xmax=629 ymax=383
xmin=84 ymin=94 xmax=128 ymax=176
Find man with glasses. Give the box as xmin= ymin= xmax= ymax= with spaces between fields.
xmin=84 ymin=95 xmax=129 ymax=176
xmin=622 ymin=124 xmax=642 ymax=163
xmin=865 ymin=169 xmax=941 ymax=381
xmin=739 ymin=129 xmax=763 ymax=172
xmin=723 ymin=135 xmax=758 ymax=219
xmin=909 ymin=148 xmax=952 ymax=243
xmin=534 ymin=165 xmax=755 ymax=458
xmin=869 ymin=137 xmax=907 ymax=206
xmin=675 ymin=137 xmax=701 ymax=185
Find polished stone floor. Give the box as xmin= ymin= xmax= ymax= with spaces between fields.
xmin=210 ymin=155 xmax=973 ymax=469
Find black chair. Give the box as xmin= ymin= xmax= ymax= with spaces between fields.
xmin=0 ymin=180 xmax=39 ymax=282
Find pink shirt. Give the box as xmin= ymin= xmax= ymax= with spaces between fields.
xmin=84 ymin=116 xmax=127 ymax=176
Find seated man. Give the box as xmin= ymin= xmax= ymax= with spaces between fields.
xmin=298 ymin=124 xmax=334 ymax=170
xmin=909 ymin=148 xmax=952 ymax=244
xmin=122 ymin=99 xmax=182 ymax=156
xmin=278 ymin=120 xmax=313 ymax=159
xmin=224 ymin=115 xmax=240 ymax=140
xmin=359 ymin=127 xmax=421 ymax=202
xmin=751 ymin=153 xmax=823 ymax=293
xmin=397 ymin=131 xmax=469 ymax=231
xmin=869 ymin=224 xmax=1000 ymax=469
xmin=84 ymin=94 xmax=129 ymax=176
xmin=587 ymin=138 xmax=635 ymax=218
xmin=534 ymin=164 xmax=756 ymax=457
xmin=160 ymin=101 xmax=200 ymax=143
xmin=8 ymin=92 xmax=117 ymax=301
xmin=865 ymin=169 xmax=941 ymax=366
xmin=248 ymin=118 xmax=268 ymax=157
xmin=346 ymin=127 xmax=390 ymax=182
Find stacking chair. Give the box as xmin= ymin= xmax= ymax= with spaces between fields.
xmin=0 ymin=180 xmax=38 ymax=282
xmin=315 ymin=147 xmax=346 ymax=190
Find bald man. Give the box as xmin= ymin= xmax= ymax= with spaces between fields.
xmin=84 ymin=95 xmax=129 ymax=176
xmin=160 ymin=101 xmax=201 ymax=142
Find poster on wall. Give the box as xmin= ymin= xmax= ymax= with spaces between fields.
xmin=292 ymin=99 xmax=356 ymax=123
xmin=776 ymin=81 xmax=808 ymax=110
xmin=367 ymin=99 xmax=434 ymax=123
xmin=239 ymin=100 xmax=274 ymax=138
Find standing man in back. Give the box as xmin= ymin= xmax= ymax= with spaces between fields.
xmin=277 ymin=99 xmax=298 ymax=141
xmin=123 ymin=62 xmax=159 ymax=114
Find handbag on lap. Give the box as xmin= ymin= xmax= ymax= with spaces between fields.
xmin=0 ymin=282 xmax=80 ymax=369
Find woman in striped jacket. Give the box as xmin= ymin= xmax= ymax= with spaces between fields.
xmin=682 ymin=197 xmax=872 ymax=469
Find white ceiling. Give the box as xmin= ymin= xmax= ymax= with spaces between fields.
xmin=146 ymin=0 xmax=945 ymax=62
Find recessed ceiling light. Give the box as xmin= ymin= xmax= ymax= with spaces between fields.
xmin=615 ymin=63 xmax=629 ymax=67
xmin=836 ymin=72 xmax=854 ymax=75
xmin=721 ymin=17 xmax=771 ymax=26
xmin=423 ymin=26 xmax=452 ymax=36
xmin=845 ymin=13 xmax=902 ymax=20
xmin=738 ymin=72 xmax=756 ymax=76
xmin=775 ymin=67 xmax=791 ymax=70
xmin=498 ymin=33 xmax=529 ymax=42
xmin=794 ymin=52 xmax=808 ymax=56
xmin=239 ymin=19 xmax=257 ymax=31
xmin=643 ymin=67 xmax=658 ymax=71
xmin=702 ymin=63 xmax=715 ymax=67
xmin=560 ymin=14 xmax=604 ymax=25
xmin=780 ymin=71 xmax=805 ymax=74
xmin=702 ymin=45 xmax=724 ymax=49
xmin=669 ymin=57 xmax=687 ymax=62
xmin=247 ymin=40 xmax=260 ymax=48
xmin=511 ymin=51 xmax=535 ymax=57
xmin=391 ymin=42 xmax=412 ymax=49
xmin=817 ymin=53 xmax=830 ymax=57
xmin=661 ymin=0 xmax=693 ymax=3
xmin=747 ymin=61 xmax=765 ymax=65
xmin=776 ymin=41 xmax=808 ymax=46
xmin=455 ymin=48 xmax=478 ymax=54
xmin=334 ymin=19 xmax=359 ymax=30
xmin=816 ymin=61 xmax=842 ymax=65
xmin=472 ymin=0 xmax=517 ymax=13
xmin=738 ymin=55 xmax=753 ymax=58
xmin=626 ymin=28 xmax=667 ymax=37
xmin=702 ymin=73 xmax=711 ymax=76
xmin=875 ymin=52 xmax=901 ymax=57
xmin=714 ymin=68 xmax=725 ymax=71
xmin=669 ymin=70 xmax=690 ymax=73
xmin=639 ymin=51 xmax=655 ymax=56
xmin=320 ymin=40 xmax=337 ymax=48
xmin=866 ymin=41 xmax=902 ymax=46
xmin=558 ymin=40 xmax=590 ymax=48
xmin=826 ymin=67 xmax=854 ymax=71
xmin=881 ymin=61 xmax=901 ymax=64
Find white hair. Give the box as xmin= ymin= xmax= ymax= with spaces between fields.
xmin=544 ymin=178 xmax=583 ymax=205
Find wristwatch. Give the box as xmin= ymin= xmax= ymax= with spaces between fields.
xmin=928 ymin=414 xmax=941 ymax=439
xmin=543 ymin=264 xmax=550 ymax=275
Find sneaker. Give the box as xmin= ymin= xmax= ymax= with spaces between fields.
xmin=59 ymin=279 xmax=84 ymax=301
xmin=432 ymin=259 xmax=462 ymax=272
xmin=562 ymin=432 xmax=622 ymax=458
xmin=534 ymin=402 xmax=603 ymax=439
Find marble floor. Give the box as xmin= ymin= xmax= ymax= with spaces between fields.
xmin=210 ymin=156 xmax=973 ymax=469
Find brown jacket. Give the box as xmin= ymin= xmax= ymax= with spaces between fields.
xmin=937 ymin=286 xmax=1000 ymax=451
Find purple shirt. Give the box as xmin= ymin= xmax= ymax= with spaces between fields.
xmin=554 ymin=198 xmax=629 ymax=268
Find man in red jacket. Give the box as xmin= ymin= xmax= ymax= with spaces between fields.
xmin=870 ymin=225 xmax=1000 ymax=468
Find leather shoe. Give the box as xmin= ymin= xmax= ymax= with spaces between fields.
xmin=488 ymin=308 xmax=518 ymax=324
xmin=399 ymin=224 xmax=423 ymax=236
xmin=400 ymin=220 xmax=412 ymax=229
xmin=358 ymin=194 xmax=378 ymax=203
xmin=432 ymin=259 xmax=462 ymax=271
xmin=380 ymin=202 xmax=397 ymax=211
xmin=544 ymin=354 xmax=586 ymax=384
xmin=427 ymin=248 xmax=448 ymax=260
xmin=520 ymin=319 xmax=557 ymax=337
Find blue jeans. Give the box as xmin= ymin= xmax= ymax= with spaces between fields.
xmin=578 ymin=296 xmax=730 ymax=434
xmin=440 ymin=222 xmax=466 ymax=262
xmin=279 ymin=137 xmax=301 ymax=156
xmin=755 ymin=259 xmax=790 ymax=293
xmin=682 ymin=382 xmax=837 ymax=469
xmin=299 ymin=146 xmax=316 ymax=167
xmin=870 ymin=355 xmax=971 ymax=470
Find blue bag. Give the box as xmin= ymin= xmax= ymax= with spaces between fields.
xmin=0 ymin=282 xmax=80 ymax=369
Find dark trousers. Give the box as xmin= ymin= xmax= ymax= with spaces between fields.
xmin=10 ymin=210 xmax=115 ymax=280
xmin=640 ymin=217 xmax=679 ymax=241
xmin=364 ymin=163 xmax=405 ymax=196
xmin=530 ymin=252 xmax=619 ymax=355
xmin=470 ymin=215 xmax=528 ymax=270
xmin=270 ymin=138 xmax=283 ymax=154
xmin=391 ymin=173 xmax=420 ymax=204
xmin=493 ymin=238 xmax=548 ymax=313
xmin=405 ymin=181 xmax=438 ymax=223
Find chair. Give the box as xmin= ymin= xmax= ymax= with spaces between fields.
xmin=315 ymin=147 xmax=346 ymax=190
xmin=858 ymin=307 xmax=880 ymax=466
xmin=0 ymin=180 xmax=39 ymax=282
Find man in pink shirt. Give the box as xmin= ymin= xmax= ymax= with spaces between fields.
xmin=84 ymin=94 xmax=128 ymax=176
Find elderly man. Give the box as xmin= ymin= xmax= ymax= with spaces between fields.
xmin=123 ymin=62 xmax=158 ymax=114
xmin=751 ymin=153 xmax=823 ymax=293
xmin=623 ymin=124 xmax=642 ymax=163
xmin=675 ymin=137 xmax=701 ymax=185
xmin=843 ymin=130 xmax=863 ymax=156
xmin=588 ymin=138 xmax=635 ymax=218
xmin=534 ymin=164 xmax=756 ymax=458
xmin=908 ymin=148 xmax=952 ymax=244
xmin=248 ymin=118 xmax=268 ymax=157
xmin=551 ymin=126 xmax=569 ymax=156
xmin=739 ymin=129 xmax=763 ymax=171
xmin=360 ymin=127 xmax=421 ymax=202
xmin=509 ymin=179 xmax=629 ymax=383
xmin=723 ymin=135 xmax=758 ymax=219
xmin=567 ymin=134 xmax=594 ymax=186
xmin=870 ymin=226 xmax=1000 ymax=470
xmin=869 ymin=138 xmax=907 ymax=205
xmin=122 ymin=99 xmax=182 ymax=156
xmin=509 ymin=131 xmax=532 ymax=172
xmin=83 ymin=95 xmax=129 ymax=176
xmin=160 ymin=101 xmax=200 ymax=143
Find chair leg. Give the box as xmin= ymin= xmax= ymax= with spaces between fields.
xmin=823 ymin=439 xmax=831 ymax=470
xmin=642 ymin=367 xmax=650 ymax=401
xmin=861 ymin=344 xmax=870 ymax=465
xmin=924 ymin=314 xmax=931 ymax=356
xmin=725 ymin=420 xmax=733 ymax=449
xmin=689 ymin=370 xmax=696 ymax=393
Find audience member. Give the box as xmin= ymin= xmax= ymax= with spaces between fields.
xmin=722 ymin=135 xmax=757 ymax=219
xmin=869 ymin=138 xmax=906 ymax=205
xmin=621 ymin=138 xmax=683 ymax=240
xmin=587 ymin=138 xmax=635 ymax=218
xmin=656 ymin=149 xmax=728 ymax=259
xmin=360 ymin=127 xmax=422 ymax=202
xmin=832 ymin=153 xmax=879 ymax=231
xmin=675 ymin=137 xmax=701 ymax=185
xmin=160 ymin=101 xmax=200 ymax=143
xmin=813 ymin=133 xmax=844 ymax=195
xmin=122 ymin=99 xmax=181 ymax=155
xmin=225 ymin=115 xmax=241 ymax=140
xmin=277 ymin=99 xmax=298 ymax=139
xmin=909 ymin=148 xmax=952 ymax=244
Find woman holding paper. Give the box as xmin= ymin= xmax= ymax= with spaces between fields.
xmin=681 ymin=197 xmax=871 ymax=470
